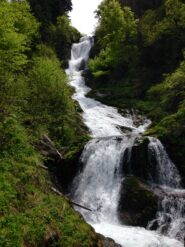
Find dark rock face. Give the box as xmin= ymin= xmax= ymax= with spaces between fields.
xmin=119 ymin=0 xmax=163 ymax=17
xmin=78 ymin=58 xmax=86 ymax=71
xmin=122 ymin=137 xmax=150 ymax=181
xmin=118 ymin=176 xmax=158 ymax=227
xmin=121 ymin=137 xmax=159 ymax=184
xmin=54 ymin=150 xmax=84 ymax=193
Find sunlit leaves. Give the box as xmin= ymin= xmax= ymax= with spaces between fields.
xmin=0 ymin=1 xmax=39 ymax=72
xmin=140 ymin=0 xmax=185 ymax=45
xmin=89 ymin=0 xmax=137 ymax=78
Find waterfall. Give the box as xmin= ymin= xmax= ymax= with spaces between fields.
xmin=67 ymin=37 xmax=183 ymax=247
xmin=148 ymin=193 xmax=185 ymax=242
xmin=148 ymin=137 xmax=181 ymax=188
xmin=147 ymin=138 xmax=185 ymax=242
xmin=66 ymin=37 xmax=140 ymax=138
xmin=71 ymin=136 xmax=135 ymax=223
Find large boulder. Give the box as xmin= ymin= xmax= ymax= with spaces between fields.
xmin=121 ymin=136 xmax=160 ymax=184
xmin=118 ymin=176 xmax=158 ymax=227
xmin=122 ymin=137 xmax=153 ymax=181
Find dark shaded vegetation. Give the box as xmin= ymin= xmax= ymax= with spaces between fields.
xmin=87 ymin=0 xmax=185 ymax=181
xmin=28 ymin=0 xmax=80 ymax=64
xmin=119 ymin=0 xmax=163 ymax=17
xmin=28 ymin=0 xmax=72 ymax=24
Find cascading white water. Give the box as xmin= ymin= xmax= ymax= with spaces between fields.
xmin=147 ymin=138 xmax=185 ymax=242
xmin=66 ymin=37 xmax=144 ymax=138
xmin=148 ymin=137 xmax=181 ymax=188
xmin=66 ymin=37 xmax=183 ymax=247
xmin=72 ymin=136 xmax=136 ymax=223
xmin=148 ymin=192 xmax=185 ymax=243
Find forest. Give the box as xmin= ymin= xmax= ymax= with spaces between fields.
xmin=0 ymin=0 xmax=99 ymax=246
xmin=0 ymin=0 xmax=185 ymax=246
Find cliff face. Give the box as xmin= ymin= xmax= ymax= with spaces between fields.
xmin=119 ymin=0 xmax=163 ymax=17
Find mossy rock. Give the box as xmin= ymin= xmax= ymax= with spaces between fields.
xmin=118 ymin=176 xmax=158 ymax=227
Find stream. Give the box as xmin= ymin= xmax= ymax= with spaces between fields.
xmin=66 ymin=37 xmax=184 ymax=247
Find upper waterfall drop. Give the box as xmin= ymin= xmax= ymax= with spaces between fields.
xmin=66 ymin=36 xmax=150 ymax=138
xmin=68 ymin=37 xmax=93 ymax=74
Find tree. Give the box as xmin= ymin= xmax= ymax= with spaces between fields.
xmin=89 ymin=0 xmax=138 ymax=79
xmin=0 ymin=0 xmax=39 ymax=119
xmin=136 ymin=0 xmax=185 ymax=91
xmin=0 ymin=1 xmax=38 ymax=73
xmin=28 ymin=0 xmax=72 ymax=24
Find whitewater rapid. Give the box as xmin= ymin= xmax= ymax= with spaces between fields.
xmin=66 ymin=37 xmax=184 ymax=247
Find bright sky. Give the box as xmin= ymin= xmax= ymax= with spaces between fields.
xmin=70 ymin=0 xmax=103 ymax=35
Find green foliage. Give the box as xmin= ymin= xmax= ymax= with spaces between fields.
xmin=161 ymin=67 xmax=185 ymax=111
xmin=24 ymin=44 xmax=88 ymax=147
xmin=89 ymin=0 xmax=138 ymax=79
xmin=0 ymin=0 xmax=38 ymax=119
xmin=27 ymin=50 xmax=73 ymax=125
xmin=145 ymin=59 xmax=185 ymax=177
xmin=0 ymin=1 xmax=39 ymax=73
xmin=135 ymin=0 xmax=185 ymax=91
xmin=0 ymin=1 xmax=94 ymax=246
xmin=148 ymin=57 xmax=185 ymax=112
xmin=140 ymin=0 xmax=185 ymax=45
xmin=0 ymin=116 xmax=96 ymax=247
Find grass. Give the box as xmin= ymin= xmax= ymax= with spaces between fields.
xmin=0 ymin=116 xmax=98 ymax=247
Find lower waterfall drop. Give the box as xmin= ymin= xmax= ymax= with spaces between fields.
xmin=148 ymin=193 xmax=185 ymax=243
xmin=147 ymin=138 xmax=185 ymax=243
xmin=67 ymin=37 xmax=184 ymax=247
xmin=148 ymin=137 xmax=181 ymax=188
xmin=71 ymin=136 xmax=135 ymax=223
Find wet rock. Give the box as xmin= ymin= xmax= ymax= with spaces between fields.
xmin=118 ymin=176 xmax=158 ymax=227
xmin=43 ymin=231 xmax=60 ymax=247
xmin=95 ymin=233 xmax=122 ymax=247
xmin=122 ymin=137 xmax=150 ymax=180
xmin=122 ymin=136 xmax=159 ymax=183
xmin=79 ymin=58 xmax=86 ymax=71
xmin=82 ymin=67 xmax=91 ymax=77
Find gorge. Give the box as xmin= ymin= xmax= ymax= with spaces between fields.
xmin=66 ymin=36 xmax=185 ymax=247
